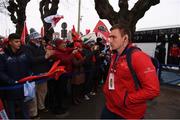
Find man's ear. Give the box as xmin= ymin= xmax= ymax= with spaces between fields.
xmin=124 ymin=34 xmax=129 ymax=41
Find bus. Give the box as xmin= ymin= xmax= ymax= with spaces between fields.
xmin=133 ymin=25 xmax=180 ymax=59
xmin=133 ymin=25 xmax=180 ymax=86
xmin=133 ymin=25 xmax=180 ymax=43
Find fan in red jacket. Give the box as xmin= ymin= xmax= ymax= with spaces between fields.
xmin=101 ymin=23 xmax=160 ymax=119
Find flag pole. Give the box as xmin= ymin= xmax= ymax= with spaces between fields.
xmin=77 ymin=0 xmax=81 ymax=34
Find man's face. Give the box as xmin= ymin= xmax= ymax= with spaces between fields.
xmin=31 ymin=39 xmax=41 ymax=47
xmin=9 ymin=39 xmax=21 ymax=51
xmin=31 ymin=39 xmax=40 ymax=44
xmin=109 ymin=29 xmax=126 ymax=51
xmin=41 ymin=39 xmax=46 ymax=46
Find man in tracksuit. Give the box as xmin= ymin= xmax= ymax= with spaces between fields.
xmin=101 ymin=23 xmax=160 ymax=119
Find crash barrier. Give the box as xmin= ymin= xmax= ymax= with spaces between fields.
xmin=160 ymin=64 xmax=180 ymax=86
xmin=161 ymin=64 xmax=180 ymax=69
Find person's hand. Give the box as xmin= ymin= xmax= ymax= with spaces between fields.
xmin=72 ymin=49 xmax=78 ymax=54
xmin=45 ymin=49 xmax=54 ymax=59
xmin=99 ymin=53 xmax=104 ymax=57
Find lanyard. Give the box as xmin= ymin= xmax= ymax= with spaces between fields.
xmin=111 ymin=46 xmax=129 ymax=72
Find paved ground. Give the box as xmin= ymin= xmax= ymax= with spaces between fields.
xmin=40 ymin=85 xmax=180 ymax=119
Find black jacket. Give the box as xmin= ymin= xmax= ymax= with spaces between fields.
xmin=0 ymin=46 xmax=33 ymax=100
xmin=0 ymin=46 xmax=47 ymax=100
xmin=27 ymin=43 xmax=51 ymax=74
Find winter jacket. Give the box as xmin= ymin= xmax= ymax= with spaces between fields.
xmin=0 ymin=46 xmax=32 ymax=100
xmin=71 ymin=52 xmax=85 ymax=85
xmin=103 ymin=45 xmax=160 ymax=119
xmin=169 ymin=46 xmax=179 ymax=57
xmin=27 ymin=43 xmax=51 ymax=74
xmin=53 ymin=47 xmax=74 ymax=72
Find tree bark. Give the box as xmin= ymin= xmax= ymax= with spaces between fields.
xmin=94 ymin=0 xmax=160 ymax=40
xmin=39 ymin=0 xmax=60 ymax=41
xmin=7 ymin=0 xmax=30 ymax=35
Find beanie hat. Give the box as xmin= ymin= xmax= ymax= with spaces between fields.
xmin=29 ymin=28 xmax=41 ymax=40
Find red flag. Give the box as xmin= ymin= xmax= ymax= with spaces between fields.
xmin=52 ymin=16 xmax=64 ymax=26
xmin=93 ymin=20 xmax=109 ymax=40
xmin=71 ymin=25 xmax=80 ymax=41
xmin=40 ymin=26 xmax=44 ymax=38
xmin=18 ymin=60 xmax=66 ymax=83
xmin=85 ymin=29 xmax=90 ymax=35
xmin=20 ymin=22 xmax=28 ymax=45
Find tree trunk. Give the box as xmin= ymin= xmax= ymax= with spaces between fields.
xmin=39 ymin=0 xmax=60 ymax=41
xmin=94 ymin=0 xmax=160 ymax=41
xmin=7 ymin=0 xmax=30 ymax=35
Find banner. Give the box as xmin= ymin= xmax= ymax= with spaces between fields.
xmin=81 ymin=32 xmax=97 ymax=44
xmin=93 ymin=20 xmax=109 ymax=41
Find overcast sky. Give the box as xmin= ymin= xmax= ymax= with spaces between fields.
xmin=0 ymin=0 xmax=180 ymax=36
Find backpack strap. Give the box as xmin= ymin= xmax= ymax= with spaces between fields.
xmin=126 ymin=47 xmax=142 ymax=90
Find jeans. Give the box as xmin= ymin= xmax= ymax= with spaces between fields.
xmin=100 ymin=106 xmax=124 ymax=119
xmin=5 ymin=99 xmax=29 ymax=119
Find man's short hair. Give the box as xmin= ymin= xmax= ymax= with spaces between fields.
xmin=8 ymin=33 xmax=20 ymax=41
xmin=110 ymin=23 xmax=131 ymax=40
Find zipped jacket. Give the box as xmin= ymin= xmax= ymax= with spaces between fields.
xmin=103 ymin=45 xmax=160 ymax=119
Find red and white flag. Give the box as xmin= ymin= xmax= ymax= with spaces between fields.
xmin=93 ymin=20 xmax=109 ymax=41
xmin=44 ymin=14 xmax=64 ymax=28
xmin=20 ymin=22 xmax=28 ymax=45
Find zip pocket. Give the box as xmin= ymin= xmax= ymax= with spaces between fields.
xmin=123 ymin=90 xmax=128 ymax=108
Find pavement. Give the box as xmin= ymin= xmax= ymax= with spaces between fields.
xmin=39 ymin=85 xmax=180 ymax=119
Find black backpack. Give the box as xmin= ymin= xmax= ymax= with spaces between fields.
xmin=126 ymin=47 xmax=160 ymax=90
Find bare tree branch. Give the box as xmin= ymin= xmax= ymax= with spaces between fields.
xmin=118 ymin=0 xmax=128 ymax=13
xmin=94 ymin=0 xmax=118 ymax=25
xmin=94 ymin=0 xmax=159 ymax=41
xmin=39 ymin=0 xmax=60 ymax=40
xmin=129 ymin=0 xmax=160 ymax=26
xmin=7 ymin=0 xmax=30 ymax=35
xmin=50 ymin=0 xmax=59 ymax=14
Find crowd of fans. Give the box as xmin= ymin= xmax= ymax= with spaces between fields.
xmin=0 ymin=28 xmax=179 ymax=119
xmin=0 ymin=29 xmax=111 ymax=119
